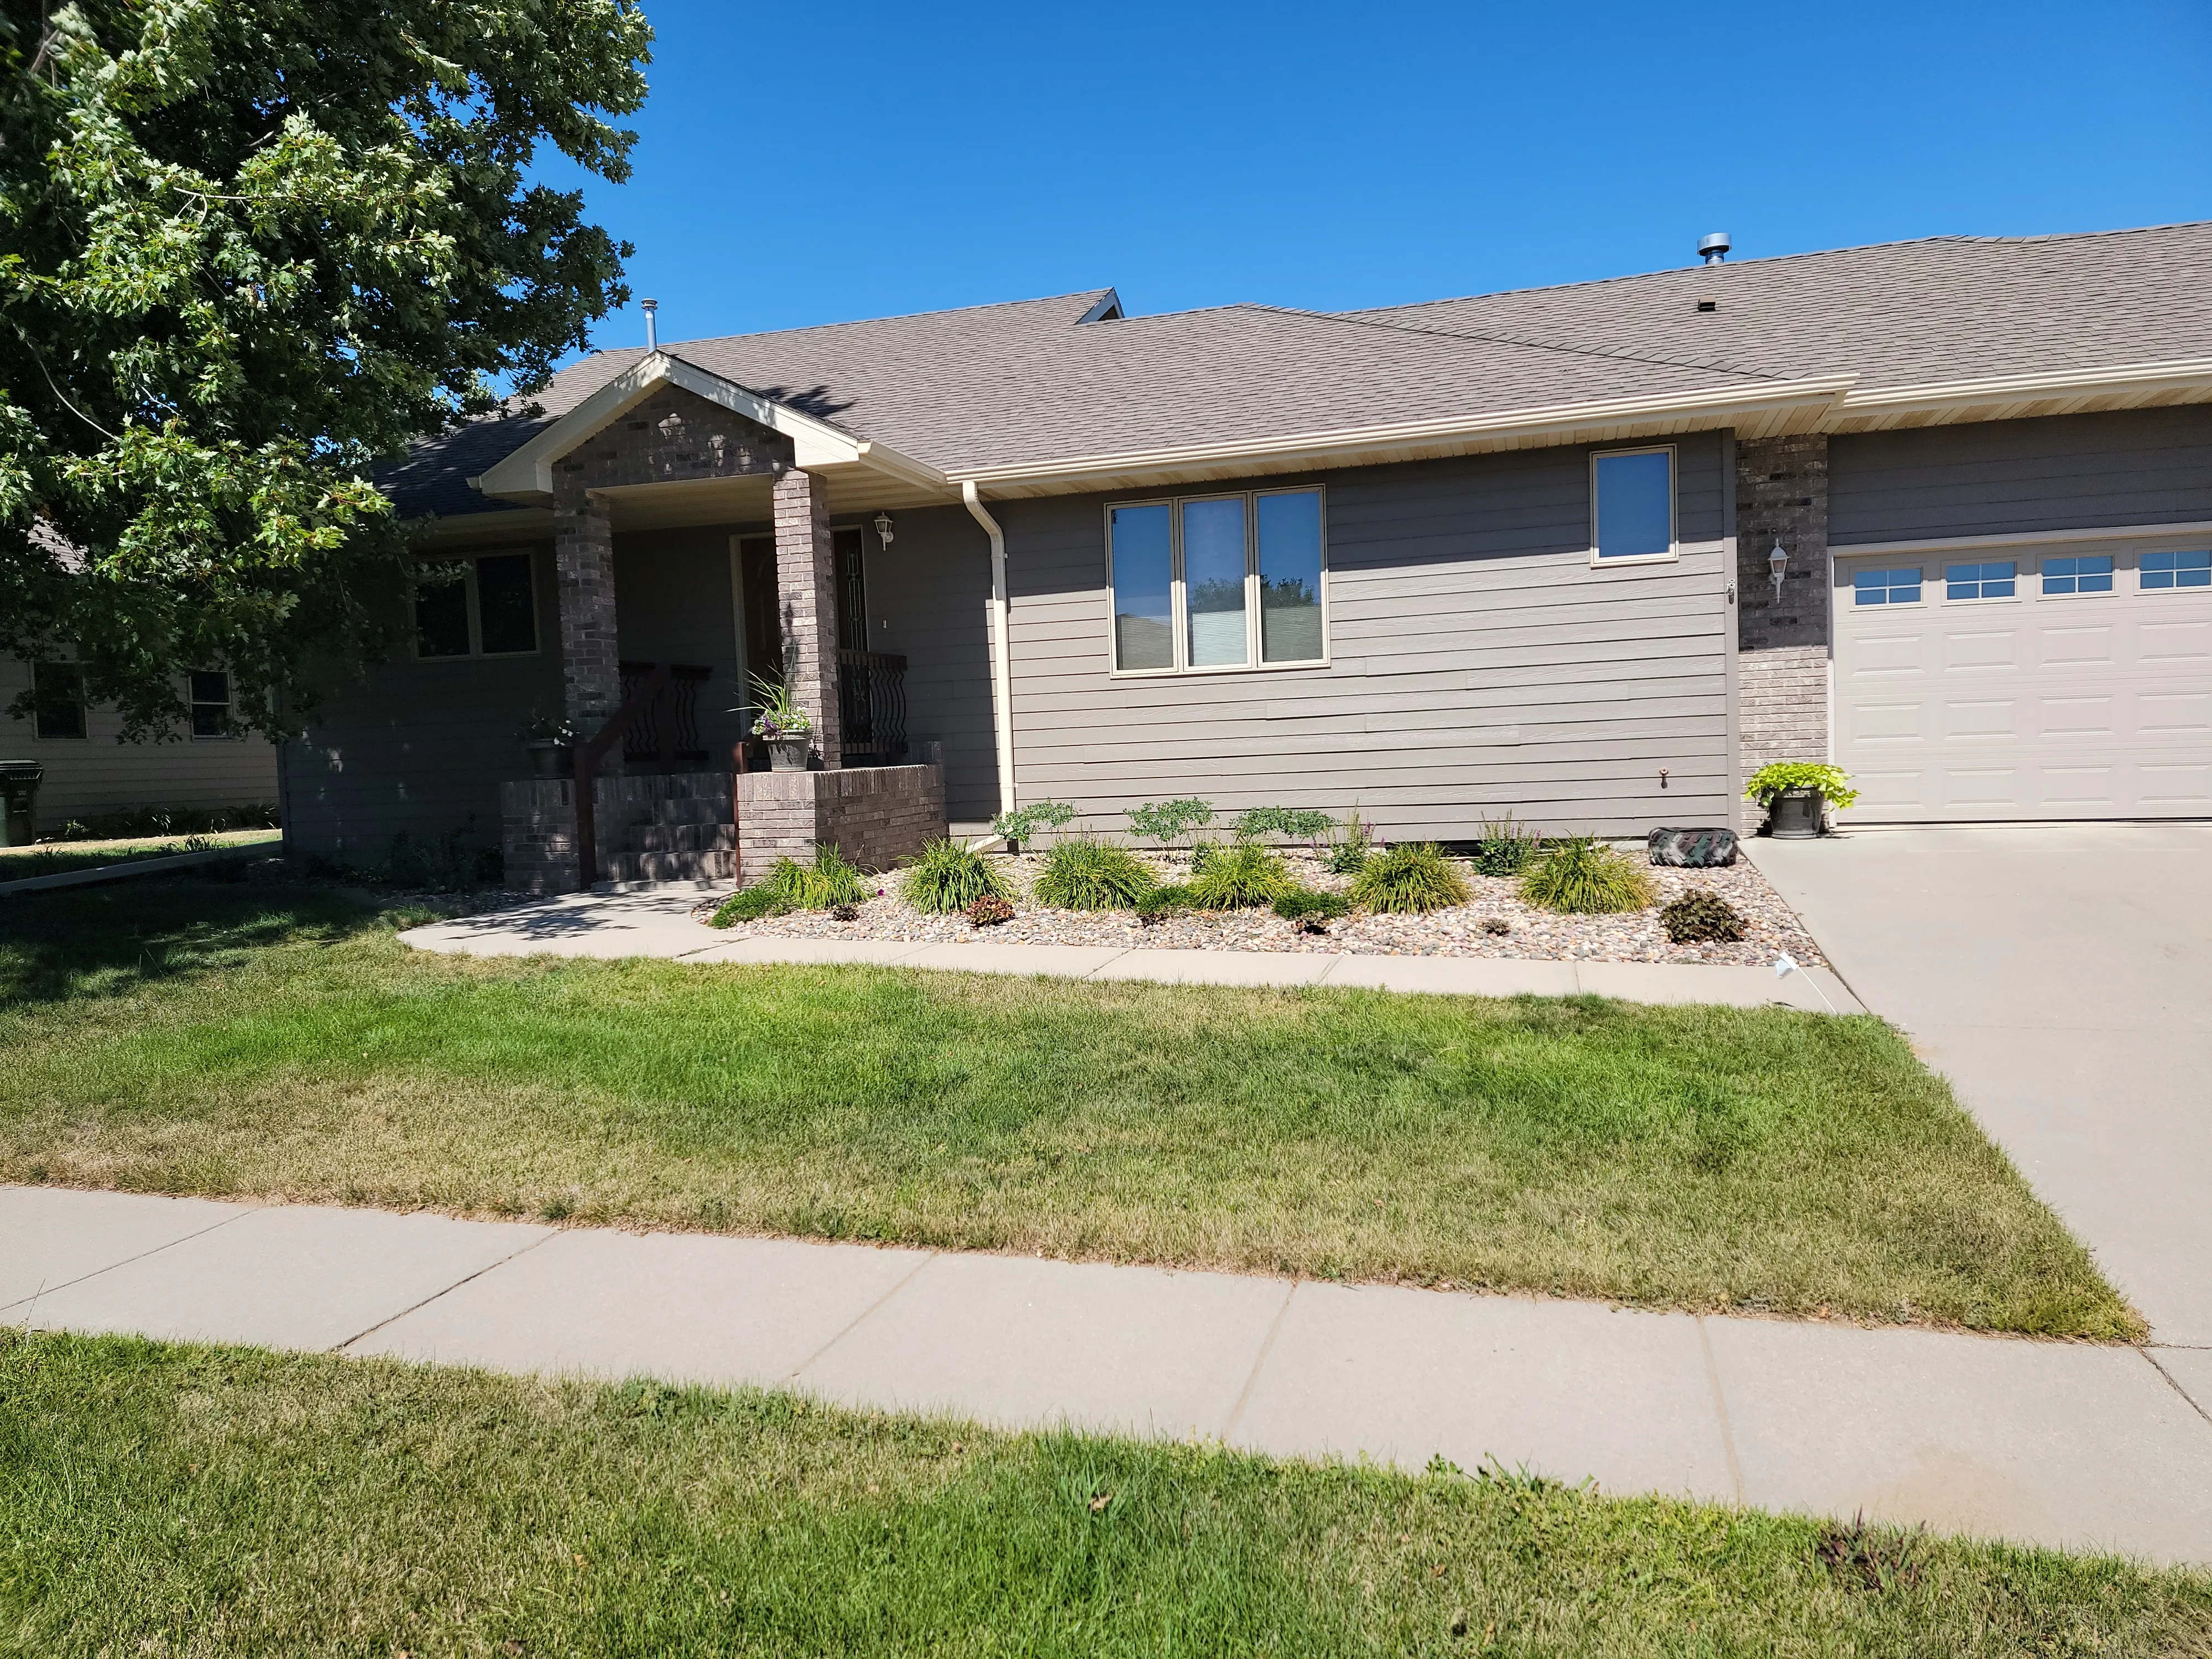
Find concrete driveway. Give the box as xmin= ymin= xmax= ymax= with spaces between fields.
xmin=1749 ymin=825 xmax=2212 ymax=1348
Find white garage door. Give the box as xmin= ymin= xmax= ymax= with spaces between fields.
xmin=1833 ymin=538 xmax=2212 ymax=821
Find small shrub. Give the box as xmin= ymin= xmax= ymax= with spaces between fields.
xmin=1519 ymin=837 xmax=1656 ymax=915
xmin=1126 ymin=798 xmax=1214 ymax=846
xmin=1230 ymin=806 xmax=1334 ymax=844
xmin=1470 ymin=812 xmax=1543 ymax=878
xmin=1350 ymin=843 xmax=1472 ymax=914
xmin=1135 ymin=883 xmax=1192 ymax=925
xmin=1481 ymin=916 xmax=1511 ymax=936
xmin=990 ymin=799 xmax=1076 ymax=852
xmin=1322 ymin=810 xmax=1374 ymax=873
xmin=966 ymin=894 xmax=1015 ymax=928
xmin=711 ymin=884 xmax=789 ymax=926
xmin=1034 ymin=838 xmax=1157 ymax=910
xmin=1661 ymin=888 xmax=1746 ymax=943
xmin=900 ymin=838 xmax=1011 ymax=914
xmin=830 ymin=901 xmax=860 ymax=923
xmin=779 ymin=845 xmax=868 ymax=909
xmin=1273 ymin=888 xmax=1350 ymax=927
xmin=379 ymin=828 xmax=501 ymax=891
xmin=1187 ymin=842 xmax=1294 ymax=909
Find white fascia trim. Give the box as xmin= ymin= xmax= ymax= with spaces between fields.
xmin=1830 ymin=518 xmax=2212 ymax=558
xmin=472 ymin=352 xmax=948 ymax=500
xmin=1833 ymin=357 xmax=2212 ymax=418
xmin=943 ymin=376 xmax=1858 ymax=491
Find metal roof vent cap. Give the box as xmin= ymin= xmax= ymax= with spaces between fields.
xmin=1698 ymin=232 xmax=1731 ymax=266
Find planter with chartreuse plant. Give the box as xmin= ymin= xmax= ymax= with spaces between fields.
xmin=1745 ymin=763 xmax=1860 ymax=839
xmin=740 ymin=674 xmax=814 ymax=771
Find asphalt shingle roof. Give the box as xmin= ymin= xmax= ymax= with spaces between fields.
xmin=393 ymin=222 xmax=2212 ymax=519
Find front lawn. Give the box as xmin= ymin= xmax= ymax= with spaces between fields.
xmin=0 ymin=828 xmax=281 ymax=880
xmin=0 ymin=880 xmax=2138 ymax=1338
xmin=2 ymin=1332 xmax=2203 ymax=1657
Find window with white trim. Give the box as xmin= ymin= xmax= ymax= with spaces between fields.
xmin=1945 ymin=560 xmax=2016 ymax=599
xmin=413 ymin=550 xmax=540 ymax=659
xmin=1590 ymin=447 xmax=1676 ymax=563
xmin=1107 ymin=488 xmax=1326 ymax=674
xmin=2142 ymin=549 xmax=2211 ymax=590
xmin=2041 ymin=554 xmax=2113 ymax=595
xmin=1853 ymin=567 xmax=1923 ymax=606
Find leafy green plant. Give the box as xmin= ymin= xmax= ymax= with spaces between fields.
xmin=1661 ymin=889 xmax=1746 ymax=943
xmin=1273 ymin=888 xmax=1350 ymax=925
xmin=966 ymin=895 xmax=1015 ymax=928
xmin=1125 ymin=799 xmax=1214 ymax=846
xmin=711 ymin=884 xmax=789 ymax=926
xmin=990 ymin=799 xmax=1076 ymax=851
xmin=1033 ymin=838 xmax=1157 ymax=910
xmin=378 ymin=828 xmax=501 ymax=892
xmin=1134 ymin=883 xmax=1193 ymax=925
xmin=1349 ymin=843 xmax=1471 ymax=914
xmin=1470 ymin=812 xmax=1543 ymax=878
xmin=1187 ymin=843 xmax=1294 ymax=910
xmin=1230 ymin=806 xmax=1334 ymax=844
xmin=1745 ymin=763 xmax=1860 ymax=808
xmin=900 ymin=837 xmax=1012 ymax=914
xmin=711 ymin=847 xmax=867 ymax=924
xmin=743 ymin=674 xmax=813 ymax=739
xmin=1519 ymin=837 xmax=1656 ymax=915
xmin=1323 ymin=811 xmax=1374 ymax=874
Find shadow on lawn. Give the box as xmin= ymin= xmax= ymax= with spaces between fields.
xmin=0 ymin=878 xmax=400 ymax=1009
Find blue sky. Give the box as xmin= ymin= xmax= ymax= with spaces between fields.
xmin=549 ymin=0 xmax=2212 ymax=358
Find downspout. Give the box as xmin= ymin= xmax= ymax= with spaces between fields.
xmin=962 ymin=480 xmax=1018 ymax=821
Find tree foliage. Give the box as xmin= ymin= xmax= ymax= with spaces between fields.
xmin=0 ymin=0 xmax=652 ymax=737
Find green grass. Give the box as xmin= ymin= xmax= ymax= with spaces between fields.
xmin=2 ymin=1333 xmax=2204 ymax=1657
xmin=0 ymin=880 xmax=2140 ymax=1338
xmin=0 ymin=828 xmax=280 ymax=880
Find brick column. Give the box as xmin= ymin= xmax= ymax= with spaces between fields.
xmin=553 ymin=472 xmax=623 ymax=759
xmin=771 ymin=464 xmax=841 ymax=768
xmin=1735 ymin=434 xmax=1830 ymax=826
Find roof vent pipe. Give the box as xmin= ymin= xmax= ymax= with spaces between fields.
xmin=642 ymin=298 xmax=659 ymax=353
xmin=1698 ymin=233 xmax=1730 ymax=266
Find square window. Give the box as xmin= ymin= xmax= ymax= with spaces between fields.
xmin=32 ymin=661 xmax=86 ymax=740
xmin=1109 ymin=504 xmax=1174 ymax=671
xmin=1853 ymin=567 xmax=1922 ymax=606
xmin=476 ymin=554 xmax=538 ymax=654
xmin=2042 ymin=554 xmax=2114 ymax=595
xmin=188 ymin=670 xmax=230 ymax=738
xmin=1592 ymin=449 xmax=1674 ymax=561
xmin=1256 ymin=489 xmax=1325 ymax=664
xmin=1945 ymin=560 xmax=2016 ymax=599
xmin=2142 ymin=549 xmax=2212 ymax=590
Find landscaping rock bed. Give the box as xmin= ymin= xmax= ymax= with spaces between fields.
xmin=691 ymin=846 xmax=1829 ymax=968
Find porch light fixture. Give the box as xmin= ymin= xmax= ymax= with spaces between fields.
xmin=873 ymin=512 xmax=895 ymax=549
xmin=1767 ymin=540 xmax=1789 ymax=602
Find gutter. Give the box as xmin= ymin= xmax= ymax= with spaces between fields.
xmin=962 ymin=481 xmax=1018 ymax=821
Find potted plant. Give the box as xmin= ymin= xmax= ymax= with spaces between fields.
xmin=1744 ymin=763 xmax=1860 ymax=839
xmin=519 ymin=712 xmax=578 ymax=778
xmin=744 ymin=674 xmax=814 ymax=771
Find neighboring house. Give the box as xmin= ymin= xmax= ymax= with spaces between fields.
xmin=283 ymin=223 xmax=2212 ymax=889
xmin=0 ymin=656 xmax=279 ymax=833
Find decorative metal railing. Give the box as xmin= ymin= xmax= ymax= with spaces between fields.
xmin=837 ymin=648 xmax=908 ymax=766
xmin=617 ymin=660 xmax=713 ymax=769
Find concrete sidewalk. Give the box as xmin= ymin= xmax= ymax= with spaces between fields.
xmin=9 ymin=1184 xmax=2211 ymax=1564
xmin=398 ymin=891 xmax=1863 ymax=1014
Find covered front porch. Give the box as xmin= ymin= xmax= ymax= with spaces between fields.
xmin=466 ymin=352 xmax=992 ymax=891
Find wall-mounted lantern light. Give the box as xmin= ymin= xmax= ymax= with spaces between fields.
xmin=1768 ymin=540 xmax=1789 ymax=603
xmin=874 ymin=512 xmax=895 ymax=549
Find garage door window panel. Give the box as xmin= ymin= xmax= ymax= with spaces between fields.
xmin=2141 ymin=550 xmax=2211 ymax=591
xmin=1946 ymin=561 xmax=2016 ymax=601
xmin=1854 ymin=567 xmax=1923 ymax=606
xmin=2042 ymin=555 xmax=2114 ymax=596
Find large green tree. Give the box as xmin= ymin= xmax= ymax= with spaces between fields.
xmin=0 ymin=0 xmax=651 ymax=738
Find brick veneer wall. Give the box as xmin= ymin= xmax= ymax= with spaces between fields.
xmin=1735 ymin=434 xmax=1832 ymax=828
xmin=734 ymin=764 xmax=945 ymax=886
xmin=771 ymin=466 xmax=842 ymax=768
xmin=551 ymin=481 xmax=620 ymax=736
xmin=500 ymin=770 xmax=737 ymax=893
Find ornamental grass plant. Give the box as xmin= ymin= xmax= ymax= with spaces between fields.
xmin=1519 ymin=836 xmax=1657 ymax=915
xmin=1348 ymin=843 xmax=1472 ymax=914
xmin=1032 ymin=838 xmax=1157 ymax=910
xmin=899 ymin=838 xmax=1011 ymax=915
xmin=709 ymin=846 xmax=868 ymax=925
xmin=1186 ymin=842 xmax=1295 ymax=909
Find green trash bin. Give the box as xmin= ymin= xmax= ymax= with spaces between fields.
xmin=0 ymin=761 xmax=43 ymax=848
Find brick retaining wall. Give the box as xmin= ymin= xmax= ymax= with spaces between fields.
xmin=734 ymin=764 xmax=945 ymax=886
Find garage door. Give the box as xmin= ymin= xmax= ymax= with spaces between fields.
xmin=1833 ymin=539 xmax=2212 ymax=821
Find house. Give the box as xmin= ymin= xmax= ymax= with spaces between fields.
xmin=281 ymin=222 xmax=2212 ymax=891
xmin=1 ymin=655 xmax=279 ymax=837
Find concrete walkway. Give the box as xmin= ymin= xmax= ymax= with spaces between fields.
xmin=398 ymin=891 xmax=1863 ymax=1014
xmin=7 ymin=1185 xmax=2211 ymax=1563
xmin=1750 ymin=826 xmax=2212 ymax=1347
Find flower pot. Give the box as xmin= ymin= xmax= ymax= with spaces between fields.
xmin=769 ymin=735 xmax=812 ymax=772
xmin=1766 ymin=787 xmax=1824 ymax=839
xmin=523 ymin=739 xmax=570 ymax=779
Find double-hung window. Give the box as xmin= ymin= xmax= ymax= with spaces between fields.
xmin=1590 ymin=447 xmax=1676 ymax=564
xmin=414 ymin=551 xmax=540 ymax=659
xmin=1107 ymin=487 xmax=1326 ymax=674
xmin=189 ymin=671 xmax=232 ymax=738
xmin=32 ymin=662 xmax=85 ymax=740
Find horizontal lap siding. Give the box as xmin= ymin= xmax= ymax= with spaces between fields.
xmin=998 ymin=437 xmax=1730 ymax=841
xmin=0 ymin=656 xmax=280 ymax=826
xmin=1830 ymin=408 xmax=2212 ymax=544
xmin=861 ymin=505 xmax=1000 ymax=823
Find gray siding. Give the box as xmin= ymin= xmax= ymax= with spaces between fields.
xmin=1830 ymin=406 xmax=2212 ymax=545
xmin=997 ymin=435 xmax=1732 ymax=841
xmin=859 ymin=504 xmax=1001 ymax=823
xmin=0 ymin=655 xmax=280 ymax=828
